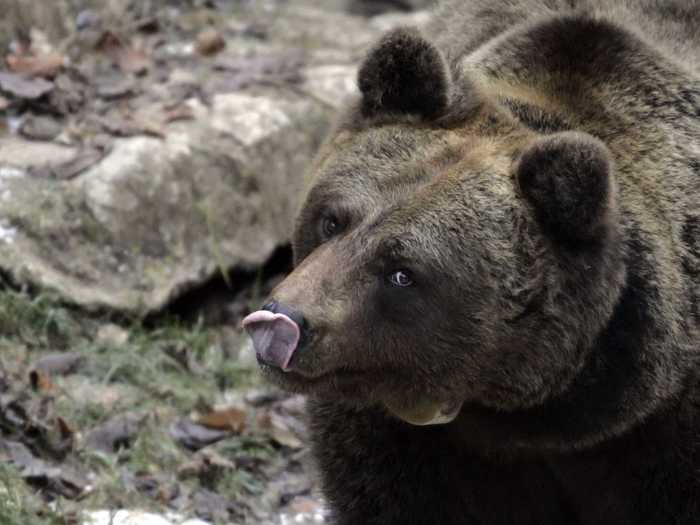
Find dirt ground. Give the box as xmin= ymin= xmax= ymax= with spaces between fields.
xmin=0 ymin=1 xmax=426 ymax=523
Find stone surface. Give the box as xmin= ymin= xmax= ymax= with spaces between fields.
xmin=83 ymin=510 xmax=210 ymax=525
xmin=0 ymin=3 xmax=428 ymax=315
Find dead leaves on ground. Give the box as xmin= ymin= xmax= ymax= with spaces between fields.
xmin=0 ymin=72 xmax=54 ymax=100
xmin=195 ymin=29 xmax=226 ymax=56
xmin=6 ymin=53 xmax=66 ymax=79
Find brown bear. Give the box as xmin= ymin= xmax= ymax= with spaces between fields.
xmin=243 ymin=1 xmax=700 ymax=523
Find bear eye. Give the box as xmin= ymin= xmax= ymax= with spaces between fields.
xmin=388 ymin=269 xmax=414 ymax=288
xmin=321 ymin=215 xmax=340 ymax=239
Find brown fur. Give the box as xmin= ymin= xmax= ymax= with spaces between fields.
xmin=254 ymin=1 xmax=700 ymax=523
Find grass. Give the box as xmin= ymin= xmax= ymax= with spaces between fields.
xmin=0 ymin=463 xmax=69 ymax=525
xmin=0 ymin=285 xmax=270 ymax=524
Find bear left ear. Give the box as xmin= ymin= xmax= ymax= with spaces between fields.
xmin=517 ymin=131 xmax=616 ymax=244
xmin=358 ymin=27 xmax=452 ymax=119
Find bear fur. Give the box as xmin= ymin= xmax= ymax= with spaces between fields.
xmin=251 ymin=1 xmax=700 ymax=523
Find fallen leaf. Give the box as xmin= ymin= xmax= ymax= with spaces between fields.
xmin=95 ymin=76 xmax=135 ymax=99
xmin=178 ymin=448 xmax=235 ymax=479
xmin=244 ymin=388 xmax=283 ymax=407
xmin=98 ymin=114 xmax=165 ymax=139
xmin=0 ymin=72 xmax=54 ymax=99
xmin=76 ymin=9 xmax=101 ymax=32
xmin=196 ymin=29 xmax=226 ymax=56
xmin=95 ymin=30 xmax=124 ymax=54
xmin=1 ymin=440 xmax=87 ymax=500
xmin=55 ymin=417 xmax=75 ymax=440
xmin=29 ymin=369 xmax=54 ymax=392
xmin=85 ymin=413 xmax=146 ymax=453
xmin=288 ymin=496 xmax=323 ymax=515
xmin=118 ymin=47 xmax=151 ymax=75
xmin=195 ymin=407 xmax=246 ymax=433
xmin=192 ymin=489 xmax=239 ymax=523
xmin=169 ymin=418 xmax=230 ymax=451
xmin=213 ymin=50 xmax=304 ymax=81
xmin=6 ymin=53 xmax=65 ymax=78
xmin=34 ymin=352 xmax=84 ymax=376
xmin=163 ymin=105 xmax=195 ymax=123
xmin=257 ymin=411 xmax=304 ymax=449
xmin=51 ymin=148 xmax=107 ymax=179
xmin=29 ymin=146 xmax=109 ymax=180
xmin=19 ymin=114 xmax=63 ymax=141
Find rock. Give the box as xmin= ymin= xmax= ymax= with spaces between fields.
xmin=0 ymin=5 xmax=429 ymax=315
xmin=20 ymin=115 xmax=63 ymax=142
xmin=0 ymin=138 xmax=76 ymax=167
xmin=96 ymin=324 xmax=130 ymax=347
xmin=83 ymin=510 xmax=210 ymax=525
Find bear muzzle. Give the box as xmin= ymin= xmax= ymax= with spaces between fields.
xmin=242 ymin=300 xmax=308 ymax=371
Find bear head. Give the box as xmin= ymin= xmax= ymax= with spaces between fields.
xmin=243 ymin=27 xmax=625 ymax=427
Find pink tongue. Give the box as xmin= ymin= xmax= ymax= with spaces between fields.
xmin=241 ymin=310 xmax=300 ymax=371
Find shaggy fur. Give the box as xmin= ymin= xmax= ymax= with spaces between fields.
xmin=255 ymin=1 xmax=700 ymax=523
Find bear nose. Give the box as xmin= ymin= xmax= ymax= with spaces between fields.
xmin=262 ymin=300 xmax=310 ymax=342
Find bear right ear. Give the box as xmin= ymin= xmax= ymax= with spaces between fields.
xmin=357 ymin=27 xmax=452 ymax=120
xmin=517 ymin=131 xmax=616 ymax=245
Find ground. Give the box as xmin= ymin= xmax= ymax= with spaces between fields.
xmin=0 ymin=1 xmax=429 ymax=524
xmin=0 ymin=253 xmax=332 ymax=525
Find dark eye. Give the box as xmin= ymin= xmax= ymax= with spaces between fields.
xmin=321 ymin=215 xmax=340 ymax=239
xmin=388 ymin=269 xmax=414 ymax=288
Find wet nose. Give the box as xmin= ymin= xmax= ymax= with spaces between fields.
xmin=262 ymin=300 xmax=310 ymax=339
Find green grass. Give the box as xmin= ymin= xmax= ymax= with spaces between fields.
xmin=0 ymin=279 xmax=294 ymax=523
xmin=0 ymin=287 xmax=265 ymax=523
xmin=0 ymin=464 xmax=69 ymax=525
xmin=0 ymin=288 xmax=87 ymax=349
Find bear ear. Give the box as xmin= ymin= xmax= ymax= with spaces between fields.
xmin=517 ymin=132 xmax=616 ymax=244
xmin=357 ymin=27 xmax=452 ymax=119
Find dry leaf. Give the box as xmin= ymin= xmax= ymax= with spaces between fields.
xmin=118 ymin=47 xmax=151 ymax=75
xmin=178 ymin=449 xmax=235 ymax=479
xmin=98 ymin=114 xmax=165 ymax=138
xmin=95 ymin=31 xmax=124 ymax=54
xmin=196 ymin=29 xmax=226 ymax=56
xmin=257 ymin=411 xmax=304 ymax=449
xmin=29 ymin=369 xmax=54 ymax=393
xmin=20 ymin=115 xmax=63 ymax=141
xmin=96 ymin=32 xmax=151 ymax=75
xmin=0 ymin=72 xmax=53 ymax=99
xmin=6 ymin=53 xmax=65 ymax=78
xmin=1 ymin=440 xmax=87 ymax=500
xmin=85 ymin=413 xmax=146 ymax=453
xmin=169 ymin=418 xmax=229 ymax=450
xmin=29 ymin=146 xmax=109 ymax=180
xmin=196 ymin=407 xmax=246 ymax=433
xmin=163 ymin=105 xmax=195 ymax=123
xmin=55 ymin=417 xmax=75 ymax=440
xmin=95 ymin=76 xmax=135 ymax=99
xmin=34 ymin=352 xmax=84 ymax=376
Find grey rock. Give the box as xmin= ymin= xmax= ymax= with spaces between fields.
xmin=0 ymin=5 xmax=428 ymax=314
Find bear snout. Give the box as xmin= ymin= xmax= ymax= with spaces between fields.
xmin=242 ymin=300 xmax=311 ymax=372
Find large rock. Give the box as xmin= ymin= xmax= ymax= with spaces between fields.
xmin=0 ymin=89 xmax=330 ymax=313
xmin=0 ymin=4 xmax=429 ymax=315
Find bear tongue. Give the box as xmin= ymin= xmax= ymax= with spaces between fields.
xmin=241 ymin=311 xmax=300 ymax=371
